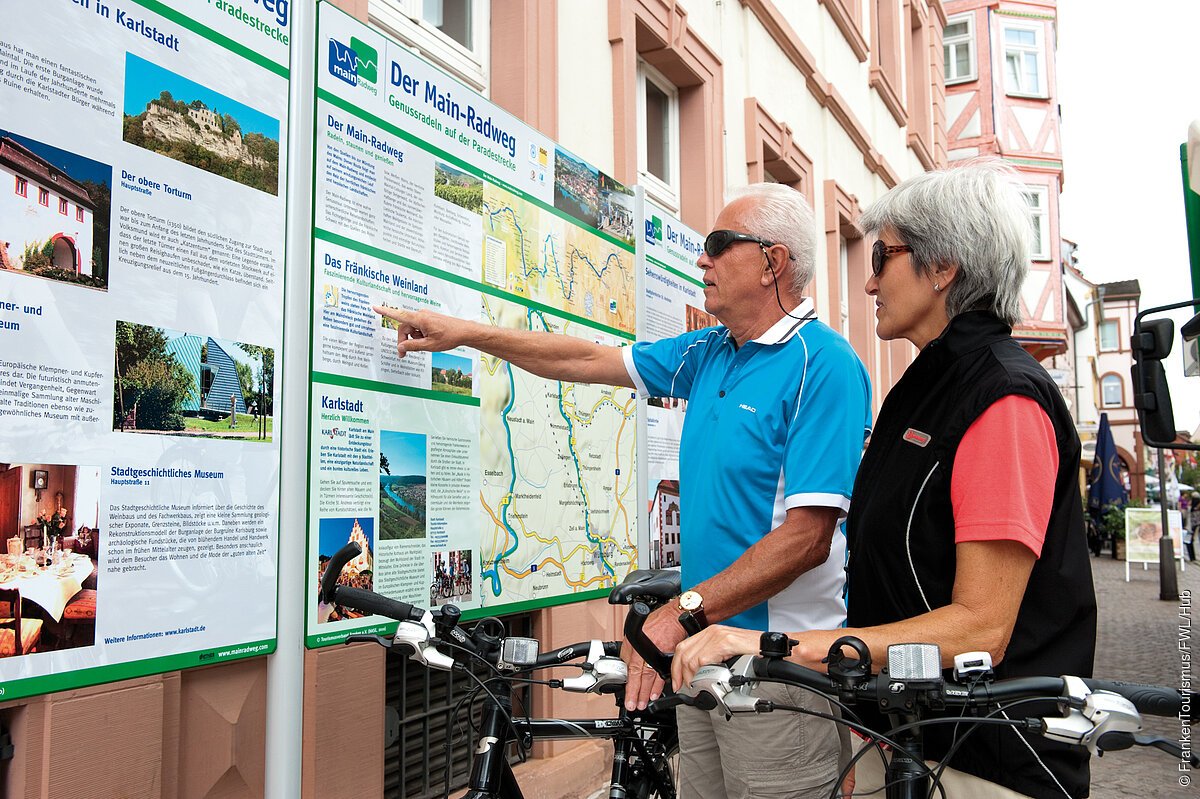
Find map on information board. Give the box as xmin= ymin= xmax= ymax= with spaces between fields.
xmin=477 ymin=297 xmax=638 ymax=606
xmin=306 ymin=2 xmax=639 ymax=645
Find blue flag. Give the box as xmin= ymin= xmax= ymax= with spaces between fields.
xmin=1087 ymin=412 xmax=1128 ymax=517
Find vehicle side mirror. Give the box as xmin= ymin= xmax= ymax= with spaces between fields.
xmin=1131 ymin=318 xmax=1176 ymax=446
xmin=1132 ymin=300 xmax=1200 ymax=451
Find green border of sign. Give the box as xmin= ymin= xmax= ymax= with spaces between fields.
xmin=129 ymin=0 xmax=289 ymax=78
xmin=0 ymin=638 xmax=275 ymax=702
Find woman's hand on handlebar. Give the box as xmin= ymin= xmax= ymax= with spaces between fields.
xmin=622 ymin=604 xmax=685 ymax=711
xmin=671 ymin=625 xmax=761 ymax=688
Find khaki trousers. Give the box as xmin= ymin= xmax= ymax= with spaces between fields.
xmin=852 ymin=738 xmax=1035 ymax=799
xmin=676 ymin=680 xmax=848 ymax=799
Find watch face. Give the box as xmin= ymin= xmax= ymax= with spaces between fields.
xmin=679 ymin=591 xmax=703 ymax=612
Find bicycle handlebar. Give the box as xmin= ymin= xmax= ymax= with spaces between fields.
xmin=320 ymin=542 xmax=628 ymax=692
xmin=623 ymin=600 xmax=673 ymax=678
xmin=754 ymin=657 xmax=1189 ymax=719
xmin=1082 ymin=678 xmax=1190 ymax=719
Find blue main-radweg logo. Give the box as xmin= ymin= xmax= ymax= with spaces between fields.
xmin=328 ymin=37 xmax=378 ymax=87
xmin=645 ymin=215 xmax=663 ymax=244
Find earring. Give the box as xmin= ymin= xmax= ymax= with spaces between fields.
xmin=934 ymin=283 xmax=941 ymax=292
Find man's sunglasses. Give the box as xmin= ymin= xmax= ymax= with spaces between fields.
xmin=704 ymin=229 xmax=794 ymax=260
xmin=871 ymin=240 xmax=913 ymax=276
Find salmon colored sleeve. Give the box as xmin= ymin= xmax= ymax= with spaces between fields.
xmin=950 ymin=395 xmax=1059 ymax=558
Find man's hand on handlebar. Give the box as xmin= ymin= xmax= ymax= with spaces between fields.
xmin=622 ymin=604 xmax=685 ymax=711
xmin=671 ymin=625 xmax=761 ymax=689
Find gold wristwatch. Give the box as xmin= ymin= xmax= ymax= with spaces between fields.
xmin=677 ymin=590 xmax=708 ymax=629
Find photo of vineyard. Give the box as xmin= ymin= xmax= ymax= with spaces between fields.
xmin=433 ymin=162 xmax=482 ymax=213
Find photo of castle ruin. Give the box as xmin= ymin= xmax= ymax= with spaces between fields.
xmin=121 ymin=53 xmax=280 ymax=195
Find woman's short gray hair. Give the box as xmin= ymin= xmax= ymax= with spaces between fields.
xmin=859 ymin=158 xmax=1031 ymax=327
xmin=728 ymin=183 xmax=817 ymax=295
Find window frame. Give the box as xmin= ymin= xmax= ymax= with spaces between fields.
xmin=15 ymin=176 xmax=27 ymax=197
xmin=636 ymin=59 xmax=682 ymax=215
xmin=58 ymin=197 xmax=68 ymax=216
xmin=1001 ymin=21 xmax=1047 ymax=98
xmin=370 ymin=0 xmax=490 ymax=93
xmin=943 ymin=12 xmax=976 ymax=85
xmin=838 ymin=235 xmax=850 ymax=338
xmin=1099 ymin=319 xmax=1120 ymax=352
xmin=76 ymin=206 xmax=85 ymax=222
xmin=1022 ymin=185 xmax=1050 ymax=261
xmin=1100 ymin=373 xmax=1124 ymax=408
xmin=37 ymin=187 xmax=49 ymax=207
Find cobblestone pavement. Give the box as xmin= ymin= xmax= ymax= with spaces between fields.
xmin=1088 ymin=554 xmax=1196 ymax=798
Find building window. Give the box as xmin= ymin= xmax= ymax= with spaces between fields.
xmin=371 ymin=0 xmax=489 ymax=92
xmin=1099 ymin=319 xmax=1119 ymax=351
xmin=1023 ymin=186 xmax=1049 ymax=260
xmin=1003 ymin=23 xmax=1046 ymax=97
xmin=637 ymin=60 xmax=680 ymax=213
xmin=1101 ymin=374 xmax=1123 ymax=407
xmin=58 ymin=198 xmax=68 ymax=215
xmin=76 ymin=206 xmax=84 ymax=222
xmin=745 ymin=98 xmax=814 ymax=207
xmin=38 ymin=187 xmax=49 ymax=206
xmin=15 ymin=176 xmax=27 ymax=197
xmin=869 ymin=0 xmax=906 ymax=126
xmin=943 ymin=13 xmax=975 ymax=84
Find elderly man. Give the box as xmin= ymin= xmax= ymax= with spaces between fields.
xmin=375 ymin=183 xmax=871 ymax=799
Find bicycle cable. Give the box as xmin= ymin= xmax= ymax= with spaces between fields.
xmin=754 ymin=697 xmax=938 ymax=799
xmin=923 ymin=695 xmax=1072 ymax=799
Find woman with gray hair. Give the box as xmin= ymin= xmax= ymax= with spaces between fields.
xmin=673 ymin=159 xmax=1097 ymax=799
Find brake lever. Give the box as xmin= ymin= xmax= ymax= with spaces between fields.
xmin=674 ymin=655 xmax=766 ymax=719
xmin=562 ymin=640 xmax=628 ymax=694
xmin=346 ymin=633 xmax=393 ymax=649
xmin=645 ymin=693 xmax=696 ymax=713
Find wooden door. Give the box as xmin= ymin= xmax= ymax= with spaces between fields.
xmin=0 ymin=467 xmax=20 ymax=538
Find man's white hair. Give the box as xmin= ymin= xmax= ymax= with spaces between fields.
xmin=726 ymin=183 xmax=817 ymax=295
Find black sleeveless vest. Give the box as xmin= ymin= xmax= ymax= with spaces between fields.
xmin=847 ymin=311 xmax=1097 ymax=799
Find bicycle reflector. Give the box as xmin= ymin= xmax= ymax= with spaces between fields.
xmin=498 ymin=637 xmax=540 ymax=671
xmin=887 ymin=643 xmax=941 ymax=684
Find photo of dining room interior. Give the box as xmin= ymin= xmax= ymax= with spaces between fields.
xmin=0 ymin=463 xmax=101 ymax=657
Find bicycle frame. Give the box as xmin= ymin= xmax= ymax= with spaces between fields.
xmin=463 ymin=681 xmax=677 ymax=799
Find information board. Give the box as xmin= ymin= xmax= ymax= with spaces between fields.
xmin=308 ymin=2 xmax=639 ymax=645
xmin=1125 ymin=507 xmax=1184 ymax=564
xmin=635 ymin=197 xmax=708 ymax=571
xmin=0 ymin=0 xmax=289 ymax=698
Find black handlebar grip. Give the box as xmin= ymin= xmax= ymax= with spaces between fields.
xmin=319 ymin=542 xmax=363 ymax=604
xmin=333 ymin=585 xmax=424 ymax=623
xmin=604 ymin=640 xmax=622 ymax=657
xmin=1084 ymin=678 xmax=1186 ymax=719
xmin=753 ymin=655 xmax=837 ymax=694
xmin=624 ymin=600 xmax=672 ymax=679
xmin=678 ymin=611 xmax=703 ymax=637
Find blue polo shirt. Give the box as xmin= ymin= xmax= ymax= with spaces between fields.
xmin=623 ymin=300 xmax=871 ymax=631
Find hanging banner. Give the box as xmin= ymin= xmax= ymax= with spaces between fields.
xmin=0 ymin=0 xmax=288 ymax=699
xmin=308 ymin=2 xmax=639 ymax=646
xmin=634 ymin=195 xmax=708 ymax=570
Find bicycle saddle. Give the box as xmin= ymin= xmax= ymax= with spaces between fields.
xmin=609 ymin=569 xmax=682 ymax=605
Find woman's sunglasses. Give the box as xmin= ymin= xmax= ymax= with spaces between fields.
xmin=704 ymin=230 xmax=794 ymax=260
xmin=871 ymin=240 xmax=913 ymax=276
